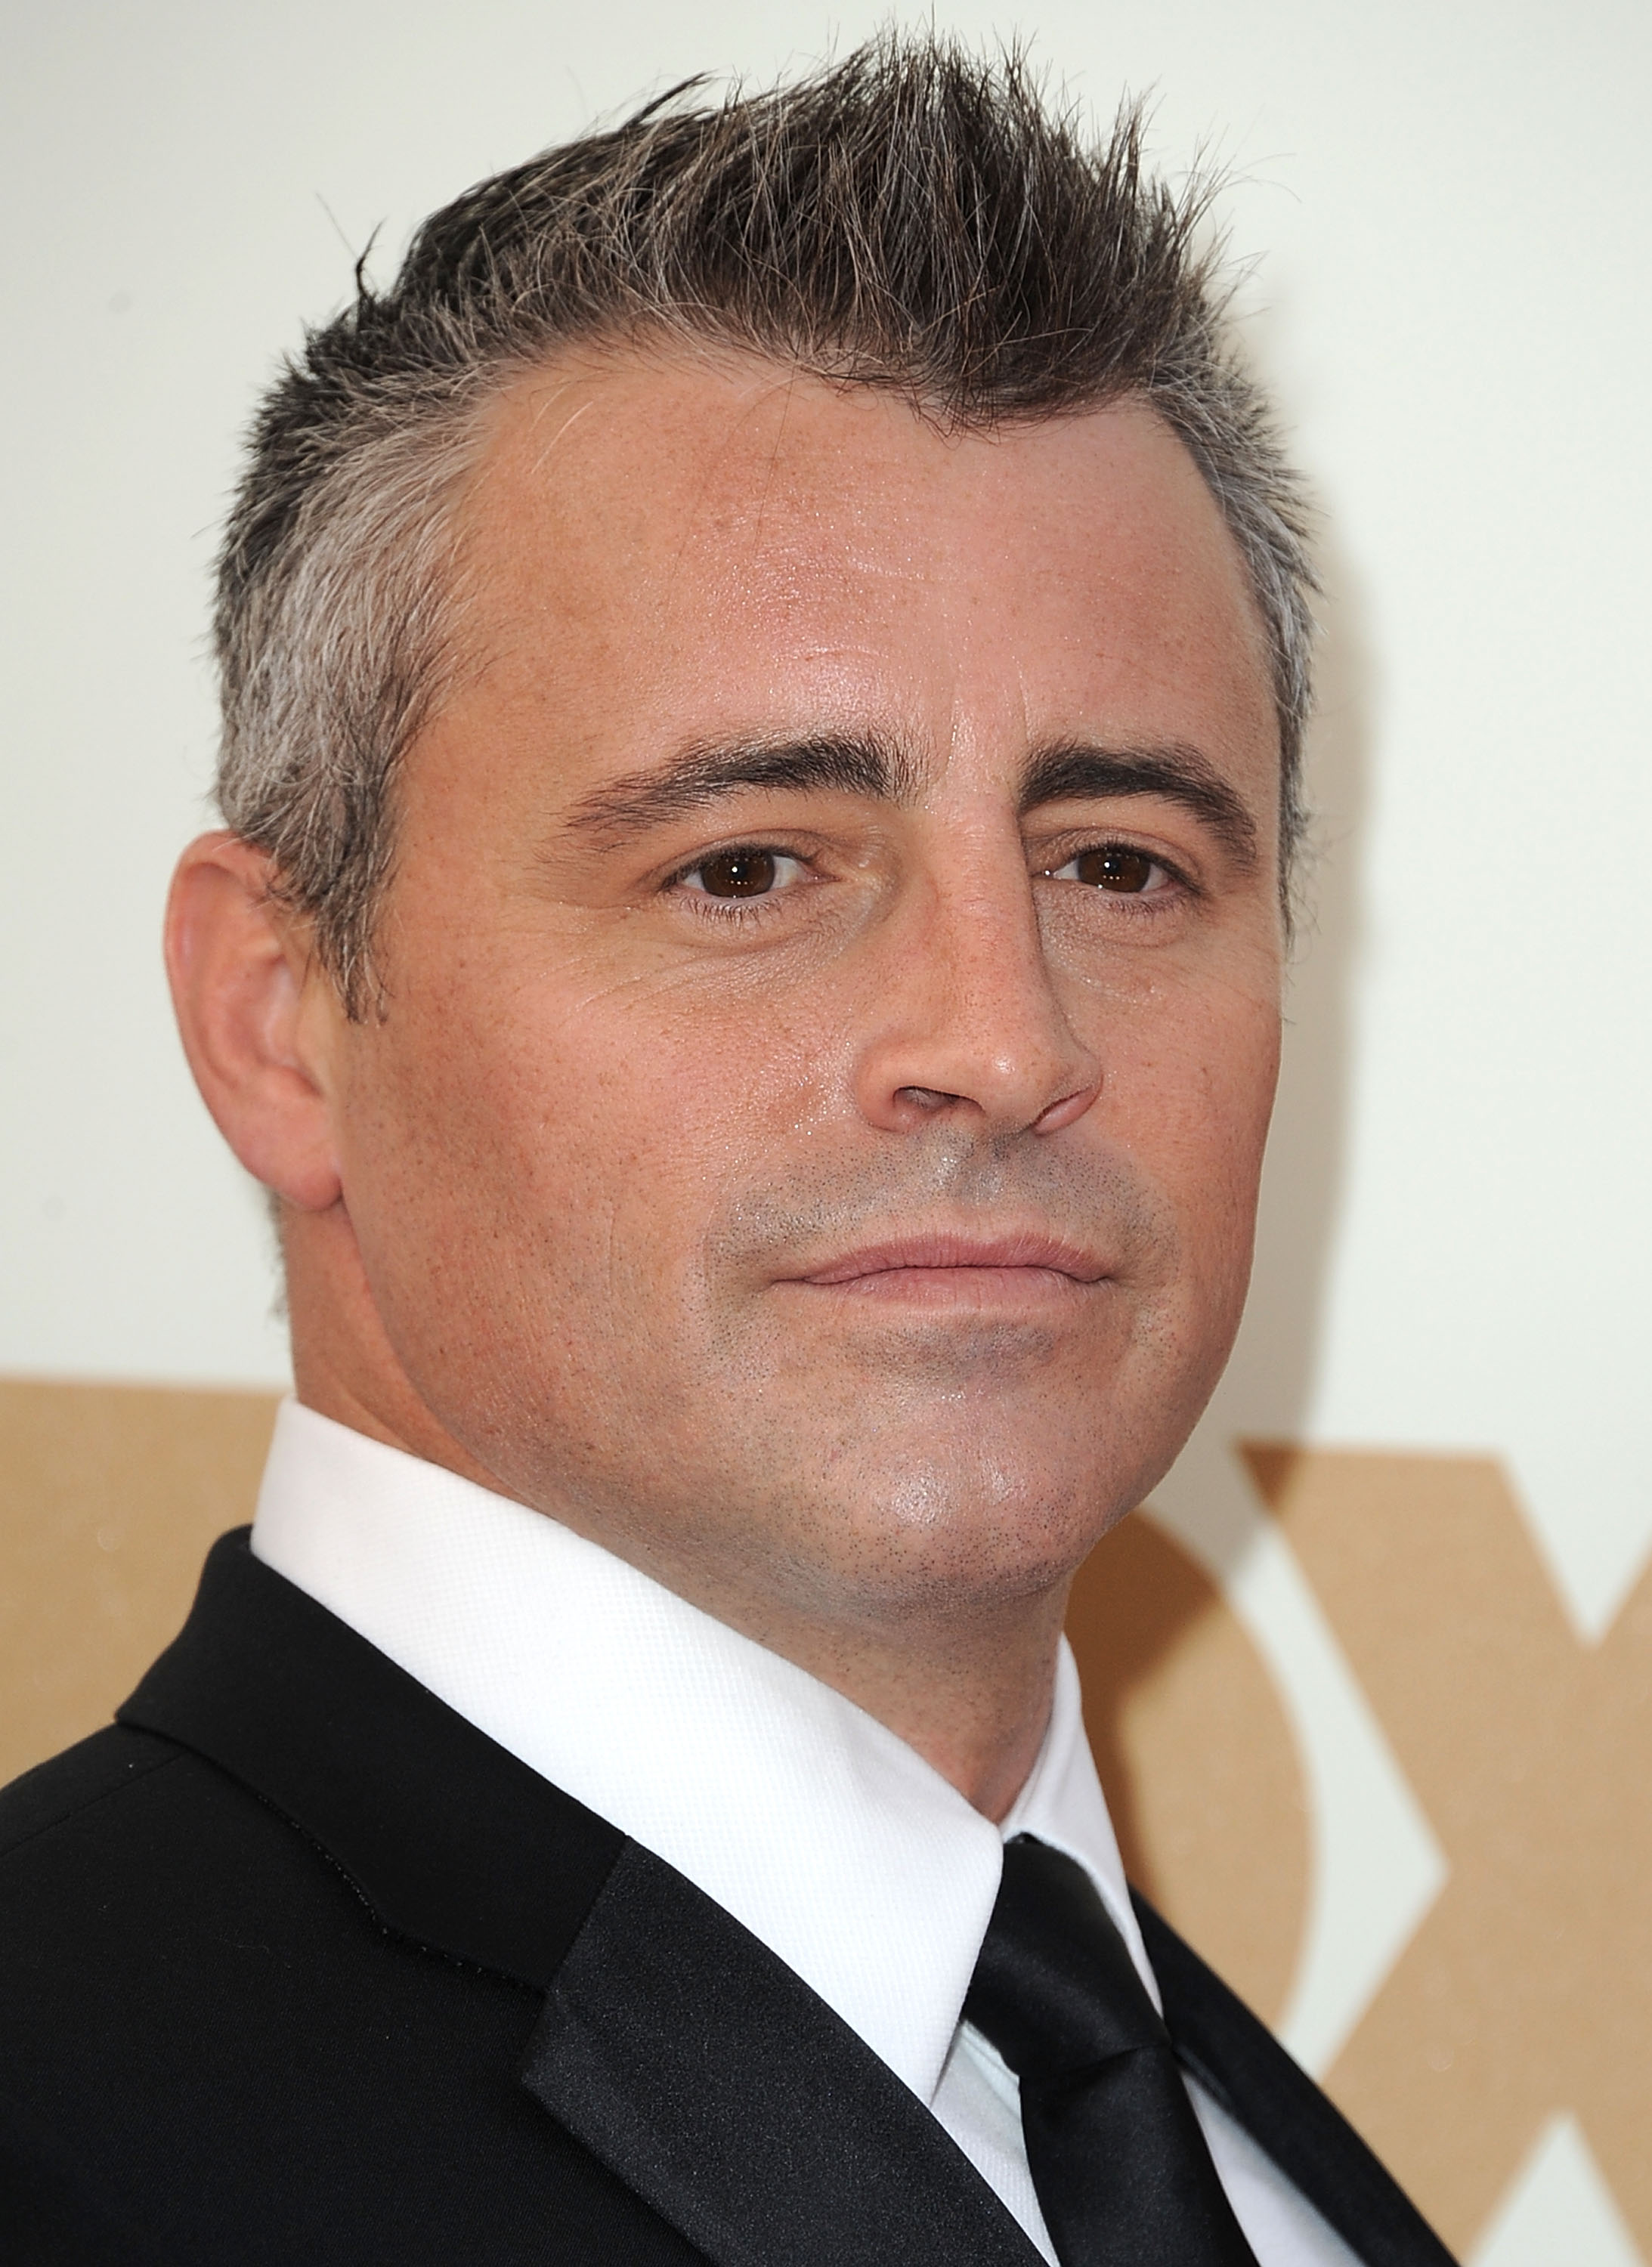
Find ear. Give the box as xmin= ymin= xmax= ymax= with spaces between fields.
xmin=165 ymin=832 xmax=345 ymax=1211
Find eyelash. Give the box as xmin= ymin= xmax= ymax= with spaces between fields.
xmin=662 ymin=837 xmax=1197 ymax=924
xmin=664 ymin=845 xmax=815 ymax=923
xmin=1039 ymin=843 xmax=1195 ymax=903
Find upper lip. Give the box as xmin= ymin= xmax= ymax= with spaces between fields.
xmin=792 ymin=1230 xmax=1112 ymax=1285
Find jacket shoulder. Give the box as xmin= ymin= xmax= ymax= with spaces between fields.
xmin=0 ymin=1572 xmax=702 ymax=2265
xmin=0 ymin=1724 xmax=185 ymax=1862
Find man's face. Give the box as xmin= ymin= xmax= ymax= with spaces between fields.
xmin=318 ymin=352 xmax=1282 ymax=1628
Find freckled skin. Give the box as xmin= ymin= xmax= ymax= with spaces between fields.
xmin=168 ymin=350 xmax=1283 ymax=1818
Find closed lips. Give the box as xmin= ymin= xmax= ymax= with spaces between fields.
xmin=795 ymin=1234 xmax=1111 ymax=1286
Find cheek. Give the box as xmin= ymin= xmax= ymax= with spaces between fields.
xmin=1102 ymin=977 xmax=1280 ymax=1242
xmin=351 ymin=966 xmax=814 ymax=1284
xmin=1181 ymin=1006 xmax=1280 ymax=1255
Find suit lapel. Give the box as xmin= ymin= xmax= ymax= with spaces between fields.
xmin=114 ymin=1535 xmax=1459 ymax=2267
xmin=1134 ymin=1892 xmax=1459 ymax=2267
xmin=122 ymin=1533 xmax=1040 ymax=2267
xmin=119 ymin=1529 xmax=626 ymax=1984
xmin=524 ymin=1838 xmax=1041 ymax=2267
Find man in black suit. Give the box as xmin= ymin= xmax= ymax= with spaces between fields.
xmin=1 ymin=39 xmax=1455 ymax=2265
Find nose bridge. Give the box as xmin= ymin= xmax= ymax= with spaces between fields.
xmin=855 ymin=814 xmax=1100 ymax=1135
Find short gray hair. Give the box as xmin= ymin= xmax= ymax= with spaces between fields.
xmin=215 ymin=36 xmax=1316 ymax=1014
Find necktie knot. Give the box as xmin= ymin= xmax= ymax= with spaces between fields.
xmin=963 ymin=1836 xmax=1260 ymax=2267
xmin=965 ymin=1835 xmax=1168 ymax=2084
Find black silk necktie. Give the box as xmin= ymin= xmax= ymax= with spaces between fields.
xmin=964 ymin=1836 xmax=1261 ymax=2267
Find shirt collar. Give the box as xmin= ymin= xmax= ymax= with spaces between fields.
xmin=251 ymin=1397 xmax=1157 ymax=2103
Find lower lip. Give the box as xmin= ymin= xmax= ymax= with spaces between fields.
xmin=791 ymin=1265 xmax=1096 ymax=1307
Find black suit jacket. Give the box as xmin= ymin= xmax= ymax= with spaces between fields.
xmin=0 ymin=1531 xmax=1455 ymax=2265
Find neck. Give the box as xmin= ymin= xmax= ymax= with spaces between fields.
xmin=285 ymin=1208 xmax=1071 ymax=1823
xmin=705 ymin=1582 xmax=1070 ymax=1823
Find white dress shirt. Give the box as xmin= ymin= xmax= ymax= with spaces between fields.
xmin=252 ymin=1400 xmax=1359 ymax=2266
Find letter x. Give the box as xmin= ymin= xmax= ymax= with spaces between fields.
xmin=1243 ymin=1446 xmax=1652 ymax=2259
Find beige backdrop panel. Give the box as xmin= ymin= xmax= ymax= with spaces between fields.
xmin=1246 ymin=1445 xmax=1652 ymax=2261
xmin=0 ymin=1380 xmax=277 ymax=1783
xmin=9 ymin=1378 xmax=1646 ymax=2256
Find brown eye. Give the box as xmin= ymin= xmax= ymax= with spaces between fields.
xmin=695 ymin=849 xmax=780 ymax=898
xmin=1072 ymin=845 xmax=1158 ymax=894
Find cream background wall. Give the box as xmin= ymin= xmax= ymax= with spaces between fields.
xmin=3 ymin=4 xmax=1647 ymax=2259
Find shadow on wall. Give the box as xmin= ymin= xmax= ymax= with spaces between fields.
xmin=1065 ymin=510 xmax=1379 ymax=2021
xmin=1222 ymin=513 xmax=1375 ymax=1451
xmin=1069 ymin=1511 xmax=1311 ymax=2024
xmin=1067 ymin=507 xmax=1378 ymax=1998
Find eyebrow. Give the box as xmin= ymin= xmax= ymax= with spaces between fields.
xmin=1019 ymin=741 xmax=1261 ymax=870
xmin=562 ymin=728 xmax=1261 ymax=869
xmin=563 ymin=733 xmax=922 ymax=843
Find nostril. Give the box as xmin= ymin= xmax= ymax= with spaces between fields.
xmin=896 ymin=1086 xmax=963 ymax=1112
xmin=1032 ymin=1081 xmax=1103 ymax=1134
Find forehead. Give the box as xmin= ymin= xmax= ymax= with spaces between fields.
xmin=451 ymin=347 xmax=1276 ymax=787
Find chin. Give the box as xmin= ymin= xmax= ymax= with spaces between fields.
xmin=768 ymin=1441 xmax=1147 ymax=1620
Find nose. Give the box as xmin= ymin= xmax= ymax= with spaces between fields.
xmin=852 ymin=842 xmax=1102 ymax=1139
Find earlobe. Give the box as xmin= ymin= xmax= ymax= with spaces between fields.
xmin=164 ymin=831 xmax=345 ymax=1211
